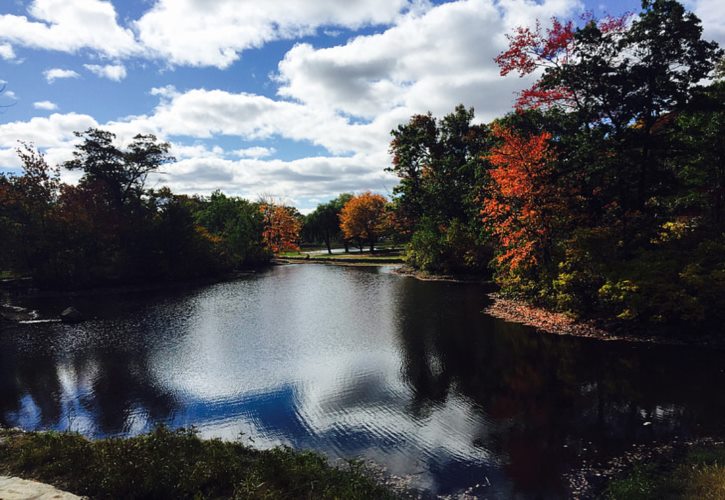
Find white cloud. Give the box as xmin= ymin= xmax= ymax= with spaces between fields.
xmin=0 ymin=42 xmax=14 ymax=60
xmin=277 ymin=0 xmax=579 ymax=122
xmin=0 ymin=112 xmax=97 ymax=179
xmin=33 ymin=100 xmax=58 ymax=110
xmin=232 ymin=146 xmax=276 ymax=159
xmin=148 ymin=153 xmax=393 ymax=203
xmin=114 ymin=88 xmax=368 ymax=155
xmin=0 ymin=0 xmax=139 ymax=58
xmin=84 ymin=63 xmax=127 ymax=81
xmin=0 ymin=112 xmax=96 ymax=148
xmin=687 ymin=0 xmax=725 ymax=47
xmin=133 ymin=0 xmax=415 ymax=68
xmin=44 ymin=68 xmax=80 ymax=83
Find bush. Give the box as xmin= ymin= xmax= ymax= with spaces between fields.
xmin=0 ymin=427 xmax=397 ymax=499
xmin=407 ymin=217 xmax=491 ymax=274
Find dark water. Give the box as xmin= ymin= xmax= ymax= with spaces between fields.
xmin=2 ymin=265 xmax=725 ymax=498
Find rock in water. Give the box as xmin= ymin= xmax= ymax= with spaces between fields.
xmin=60 ymin=307 xmax=83 ymax=324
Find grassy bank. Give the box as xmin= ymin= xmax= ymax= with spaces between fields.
xmin=0 ymin=427 xmax=397 ymax=499
xmin=277 ymin=248 xmax=405 ymax=265
xmin=605 ymin=443 xmax=725 ymax=499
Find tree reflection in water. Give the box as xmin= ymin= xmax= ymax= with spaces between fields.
xmin=0 ymin=321 xmax=177 ymax=436
xmin=395 ymin=277 xmax=725 ymax=495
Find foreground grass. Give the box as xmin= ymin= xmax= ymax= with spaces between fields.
xmin=606 ymin=444 xmax=725 ymax=499
xmin=0 ymin=427 xmax=397 ymax=499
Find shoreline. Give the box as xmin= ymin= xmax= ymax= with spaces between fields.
xmin=484 ymin=293 xmax=725 ymax=349
xmin=0 ymin=268 xmax=265 ymax=300
xmin=0 ymin=427 xmax=400 ymax=499
xmin=565 ymin=437 xmax=725 ymax=498
xmin=391 ymin=265 xmax=495 ymax=285
xmin=274 ymin=257 xmax=404 ymax=266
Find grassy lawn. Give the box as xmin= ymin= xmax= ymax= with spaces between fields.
xmin=0 ymin=427 xmax=397 ymax=499
xmin=0 ymin=270 xmax=20 ymax=280
xmin=278 ymin=248 xmax=405 ymax=263
xmin=606 ymin=444 xmax=725 ymax=499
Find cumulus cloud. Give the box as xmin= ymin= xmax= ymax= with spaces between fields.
xmin=687 ymin=0 xmax=725 ymax=46
xmin=0 ymin=112 xmax=97 ymax=179
xmin=0 ymin=112 xmax=96 ymax=148
xmin=148 ymin=153 xmax=394 ymax=204
xmin=113 ymin=88 xmax=373 ymax=155
xmin=133 ymin=0 xmax=414 ymax=68
xmin=33 ymin=100 xmax=58 ymax=110
xmin=276 ymin=0 xmax=580 ymax=122
xmin=0 ymin=0 xmax=718 ymax=77
xmin=84 ymin=63 xmax=127 ymax=81
xmin=44 ymin=68 xmax=80 ymax=83
xmin=0 ymin=43 xmax=14 ymax=60
xmin=0 ymin=0 xmax=138 ymax=58
xmin=232 ymin=146 xmax=276 ymax=159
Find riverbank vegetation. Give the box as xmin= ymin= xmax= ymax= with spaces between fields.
xmin=605 ymin=443 xmax=725 ymax=499
xmin=0 ymin=131 xmax=302 ymax=289
xmin=0 ymin=427 xmax=397 ymax=499
xmin=379 ymin=0 xmax=725 ymax=334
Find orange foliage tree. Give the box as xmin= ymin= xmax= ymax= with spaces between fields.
xmin=260 ymin=203 xmax=302 ymax=253
xmin=339 ymin=192 xmax=389 ymax=252
xmin=481 ymin=124 xmax=559 ymax=273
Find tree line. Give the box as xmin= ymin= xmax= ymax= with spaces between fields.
xmin=0 ymin=129 xmax=304 ymax=288
xmin=0 ymin=127 xmax=394 ymax=287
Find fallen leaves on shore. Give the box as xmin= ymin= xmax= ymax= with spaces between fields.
xmin=483 ymin=293 xmax=614 ymax=339
xmin=483 ymin=293 xmax=725 ymax=347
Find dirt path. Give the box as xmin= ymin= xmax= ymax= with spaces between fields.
xmin=0 ymin=476 xmax=83 ymax=500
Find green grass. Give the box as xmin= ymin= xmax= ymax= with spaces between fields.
xmin=0 ymin=427 xmax=398 ymax=499
xmin=278 ymin=249 xmax=404 ymax=263
xmin=606 ymin=444 xmax=725 ymax=499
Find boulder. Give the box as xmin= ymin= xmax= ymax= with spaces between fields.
xmin=60 ymin=307 xmax=83 ymax=324
xmin=0 ymin=305 xmax=35 ymax=322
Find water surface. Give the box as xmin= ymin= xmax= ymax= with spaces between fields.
xmin=2 ymin=264 xmax=724 ymax=497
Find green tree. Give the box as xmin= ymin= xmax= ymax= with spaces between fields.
xmin=388 ymin=105 xmax=491 ymax=272
xmin=193 ymin=191 xmax=269 ymax=266
xmin=303 ymin=193 xmax=353 ymax=254
xmin=64 ymin=128 xmax=173 ymax=207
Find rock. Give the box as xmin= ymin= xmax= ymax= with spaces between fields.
xmin=0 ymin=305 xmax=36 ymax=322
xmin=60 ymin=307 xmax=83 ymax=324
xmin=0 ymin=476 xmax=84 ymax=499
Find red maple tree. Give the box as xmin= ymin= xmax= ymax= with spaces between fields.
xmin=495 ymin=14 xmax=629 ymax=111
xmin=481 ymin=124 xmax=559 ymax=271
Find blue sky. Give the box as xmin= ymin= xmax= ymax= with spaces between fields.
xmin=0 ymin=0 xmax=720 ymax=211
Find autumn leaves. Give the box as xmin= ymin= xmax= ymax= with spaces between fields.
xmin=261 ymin=191 xmax=391 ymax=254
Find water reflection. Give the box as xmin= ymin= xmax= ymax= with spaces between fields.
xmin=2 ymin=265 xmax=724 ymax=497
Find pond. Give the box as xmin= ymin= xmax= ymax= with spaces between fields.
xmin=1 ymin=264 xmax=724 ymax=498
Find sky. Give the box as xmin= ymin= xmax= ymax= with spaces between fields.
xmin=0 ymin=0 xmax=722 ymax=212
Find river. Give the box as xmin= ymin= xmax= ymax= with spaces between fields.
xmin=1 ymin=264 xmax=724 ymax=497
